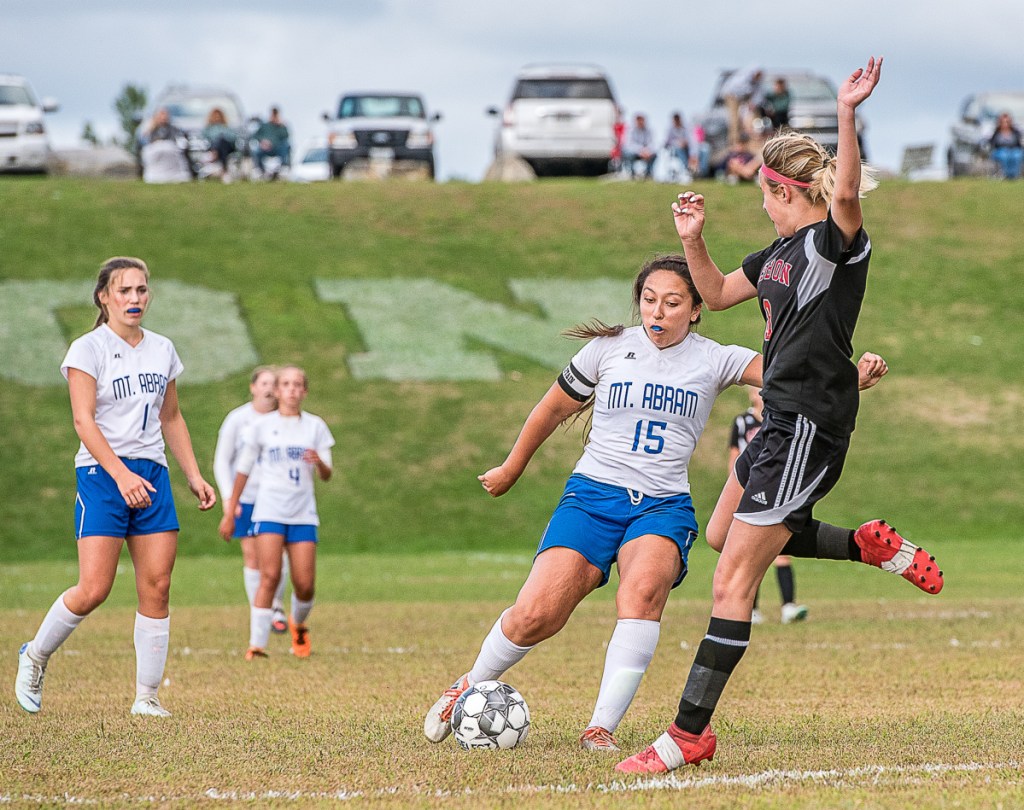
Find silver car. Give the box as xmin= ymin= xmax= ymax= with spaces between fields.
xmin=487 ymin=64 xmax=619 ymax=177
xmin=947 ymin=91 xmax=1024 ymax=177
xmin=0 ymin=74 xmax=58 ymax=174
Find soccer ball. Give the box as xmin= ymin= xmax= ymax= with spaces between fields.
xmin=450 ymin=680 xmax=530 ymax=750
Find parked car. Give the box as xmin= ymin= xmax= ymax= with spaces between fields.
xmin=289 ymin=140 xmax=331 ymax=183
xmin=487 ymin=64 xmax=619 ymax=177
xmin=323 ymin=92 xmax=440 ymax=179
xmin=0 ymin=74 xmax=58 ymax=174
xmin=695 ymin=69 xmax=865 ymax=177
xmin=141 ymin=85 xmax=246 ymax=175
xmin=948 ymin=91 xmax=1024 ymax=177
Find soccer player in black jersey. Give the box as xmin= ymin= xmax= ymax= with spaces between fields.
xmin=618 ymin=56 xmax=944 ymax=774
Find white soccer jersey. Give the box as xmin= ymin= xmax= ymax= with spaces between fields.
xmin=214 ymin=403 xmax=271 ymax=505
xmin=559 ymin=326 xmax=757 ymax=497
xmin=244 ymin=411 xmax=335 ymax=526
xmin=61 ymin=325 xmax=184 ymax=469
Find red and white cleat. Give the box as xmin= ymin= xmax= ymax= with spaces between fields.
xmin=423 ymin=673 xmax=471 ymax=743
xmin=615 ymin=723 xmax=716 ymax=774
xmin=854 ymin=519 xmax=943 ymax=594
xmin=579 ymin=725 xmax=620 ymax=751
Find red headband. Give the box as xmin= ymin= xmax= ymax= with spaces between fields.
xmin=759 ymin=165 xmax=811 ymax=188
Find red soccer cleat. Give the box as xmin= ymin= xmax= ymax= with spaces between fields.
xmin=854 ymin=519 xmax=944 ymax=594
xmin=615 ymin=723 xmax=716 ymax=773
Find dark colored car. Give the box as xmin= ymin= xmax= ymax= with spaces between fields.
xmin=948 ymin=91 xmax=1024 ymax=177
xmin=695 ymin=69 xmax=866 ymax=177
xmin=323 ymin=92 xmax=440 ymax=179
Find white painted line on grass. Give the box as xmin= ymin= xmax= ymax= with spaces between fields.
xmin=1 ymin=760 xmax=1019 ymax=804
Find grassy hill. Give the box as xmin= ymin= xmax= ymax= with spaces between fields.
xmin=1 ymin=176 xmax=1021 ymax=561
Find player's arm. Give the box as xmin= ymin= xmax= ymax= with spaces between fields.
xmin=303 ymin=447 xmax=333 ymax=482
xmin=672 ymin=192 xmax=758 ymax=310
xmin=218 ymin=437 xmax=259 ymax=540
xmin=832 ymin=56 xmax=882 ymax=246
xmin=737 ymin=355 xmax=764 ymax=388
xmin=68 ymin=367 xmax=156 ymax=509
xmin=160 ymin=380 xmax=216 ymax=511
xmin=212 ymin=416 xmax=237 ymax=514
xmin=479 ymin=383 xmax=584 ymax=498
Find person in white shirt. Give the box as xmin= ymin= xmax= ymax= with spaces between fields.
xmin=219 ymin=366 xmax=335 ymax=660
xmin=15 ymin=257 xmax=216 ymax=718
xmin=423 ymin=255 xmax=763 ymax=752
xmin=213 ymin=366 xmax=290 ymax=633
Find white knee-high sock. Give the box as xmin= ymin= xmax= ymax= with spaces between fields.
xmin=588 ymin=619 xmax=661 ymax=733
xmin=274 ymin=553 xmax=289 ymax=610
xmin=243 ymin=567 xmax=261 ymax=607
xmin=469 ymin=609 xmax=534 ymax=684
xmin=29 ymin=591 xmax=86 ymax=662
xmin=291 ymin=594 xmax=313 ymax=625
xmin=249 ymin=606 xmax=273 ymax=650
xmin=134 ymin=613 xmax=170 ymax=700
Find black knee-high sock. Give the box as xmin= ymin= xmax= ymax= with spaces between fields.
xmin=781 ymin=520 xmax=858 ymax=561
xmin=776 ymin=565 xmax=795 ymax=605
xmin=675 ymin=617 xmax=750 ymax=734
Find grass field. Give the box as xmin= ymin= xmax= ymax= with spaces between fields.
xmin=2 ymin=544 xmax=1023 ymax=808
xmin=1 ymin=176 xmax=1022 ymax=806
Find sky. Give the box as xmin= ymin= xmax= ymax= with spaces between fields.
xmin=4 ymin=0 xmax=1023 ymax=181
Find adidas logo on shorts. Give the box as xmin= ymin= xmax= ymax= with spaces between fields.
xmin=751 ymin=491 xmax=768 ymax=505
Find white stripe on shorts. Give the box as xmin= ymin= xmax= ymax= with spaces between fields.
xmin=776 ymin=415 xmax=816 ymax=509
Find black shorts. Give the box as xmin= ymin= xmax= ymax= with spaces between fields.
xmin=733 ymin=410 xmax=850 ymax=533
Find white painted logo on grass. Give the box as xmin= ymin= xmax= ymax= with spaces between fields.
xmin=315 ymin=277 xmax=627 ymax=381
xmin=0 ymin=280 xmax=257 ymax=385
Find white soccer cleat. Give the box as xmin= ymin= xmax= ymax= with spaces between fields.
xmin=15 ymin=642 xmax=46 ymax=714
xmin=130 ymin=696 xmax=172 ymax=718
xmin=423 ymin=673 xmax=470 ymax=743
xmin=781 ymin=603 xmax=809 ymax=624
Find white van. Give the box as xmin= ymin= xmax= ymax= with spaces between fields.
xmin=0 ymin=74 xmax=59 ymax=173
xmin=488 ymin=64 xmax=619 ymax=176
xmin=0 ymin=75 xmax=58 ymax=173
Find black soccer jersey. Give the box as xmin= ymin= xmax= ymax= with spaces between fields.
xmin=741 ymin=212 xmax=870 ymax=436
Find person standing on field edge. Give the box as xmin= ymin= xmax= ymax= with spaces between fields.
xmin=15 ymin=256 xmax=216 ymax=718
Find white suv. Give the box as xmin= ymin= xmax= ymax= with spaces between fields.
xmin=488 ymin=64 xmax=619 ymax=176
xmin=0 ymin=74 xmax=59 ymax=174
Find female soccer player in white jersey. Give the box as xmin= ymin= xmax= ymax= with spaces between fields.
xmin=423 ymin=255 xmax=763 ymax=752
xmin=15 ymin=257 xmax=216 ymax=718
xmin=218 ymin=366 xmax=334 ymax=660
xmin=214 ymin=366 xmax=290 ymax=633
xmin=618 ymin=58 xmax=942 ymax=774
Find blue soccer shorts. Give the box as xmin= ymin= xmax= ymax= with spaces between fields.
xmin=74 ymin=458 xmax=179 ymax=540
xmin=251 ymin=521 xmax=318 ymax=544
xmin=233 ymin=502 xmax=256 ymax=539
xmin=536 ymin=474 xmax=698 ymax=587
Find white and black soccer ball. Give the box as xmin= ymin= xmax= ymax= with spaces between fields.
xmin=450 ymin=680 xmax=530 ymax=750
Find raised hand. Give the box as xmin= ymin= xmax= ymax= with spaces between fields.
xmin=838 ymin=56 xmax=883 ymax=111
xmin=671 ymin=191 xmax=706 ymax=243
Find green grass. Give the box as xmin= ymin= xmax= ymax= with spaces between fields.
xmin=1 ymin=176 xmax=1022 ymax=805
xmin=1 ymin=547 xmax=1022 ymax=808
xmin=1 ymin=177 xmax=1022 ymax=560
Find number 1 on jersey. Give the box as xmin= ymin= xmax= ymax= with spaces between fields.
xmin=631 ymin=419 xmax=667 ymax=455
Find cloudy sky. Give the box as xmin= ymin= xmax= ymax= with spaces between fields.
xmin=4 ymin=0 xmax=1022 ymax=180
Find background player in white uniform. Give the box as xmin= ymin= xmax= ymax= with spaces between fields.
xmin=219 ymin=366 xmax=334 ymax=660
xmin=424 ymin=256 xmax=762 ymax=752
xmin=15 ymin=257 xmax=216 ymax=718
xmin=214 ymin=366 xmax=290 ymax=632
xmin=728 ymin=385 xmax=807 ymax=625
xmin=620 ymin=57 xmax=941 ymax=775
